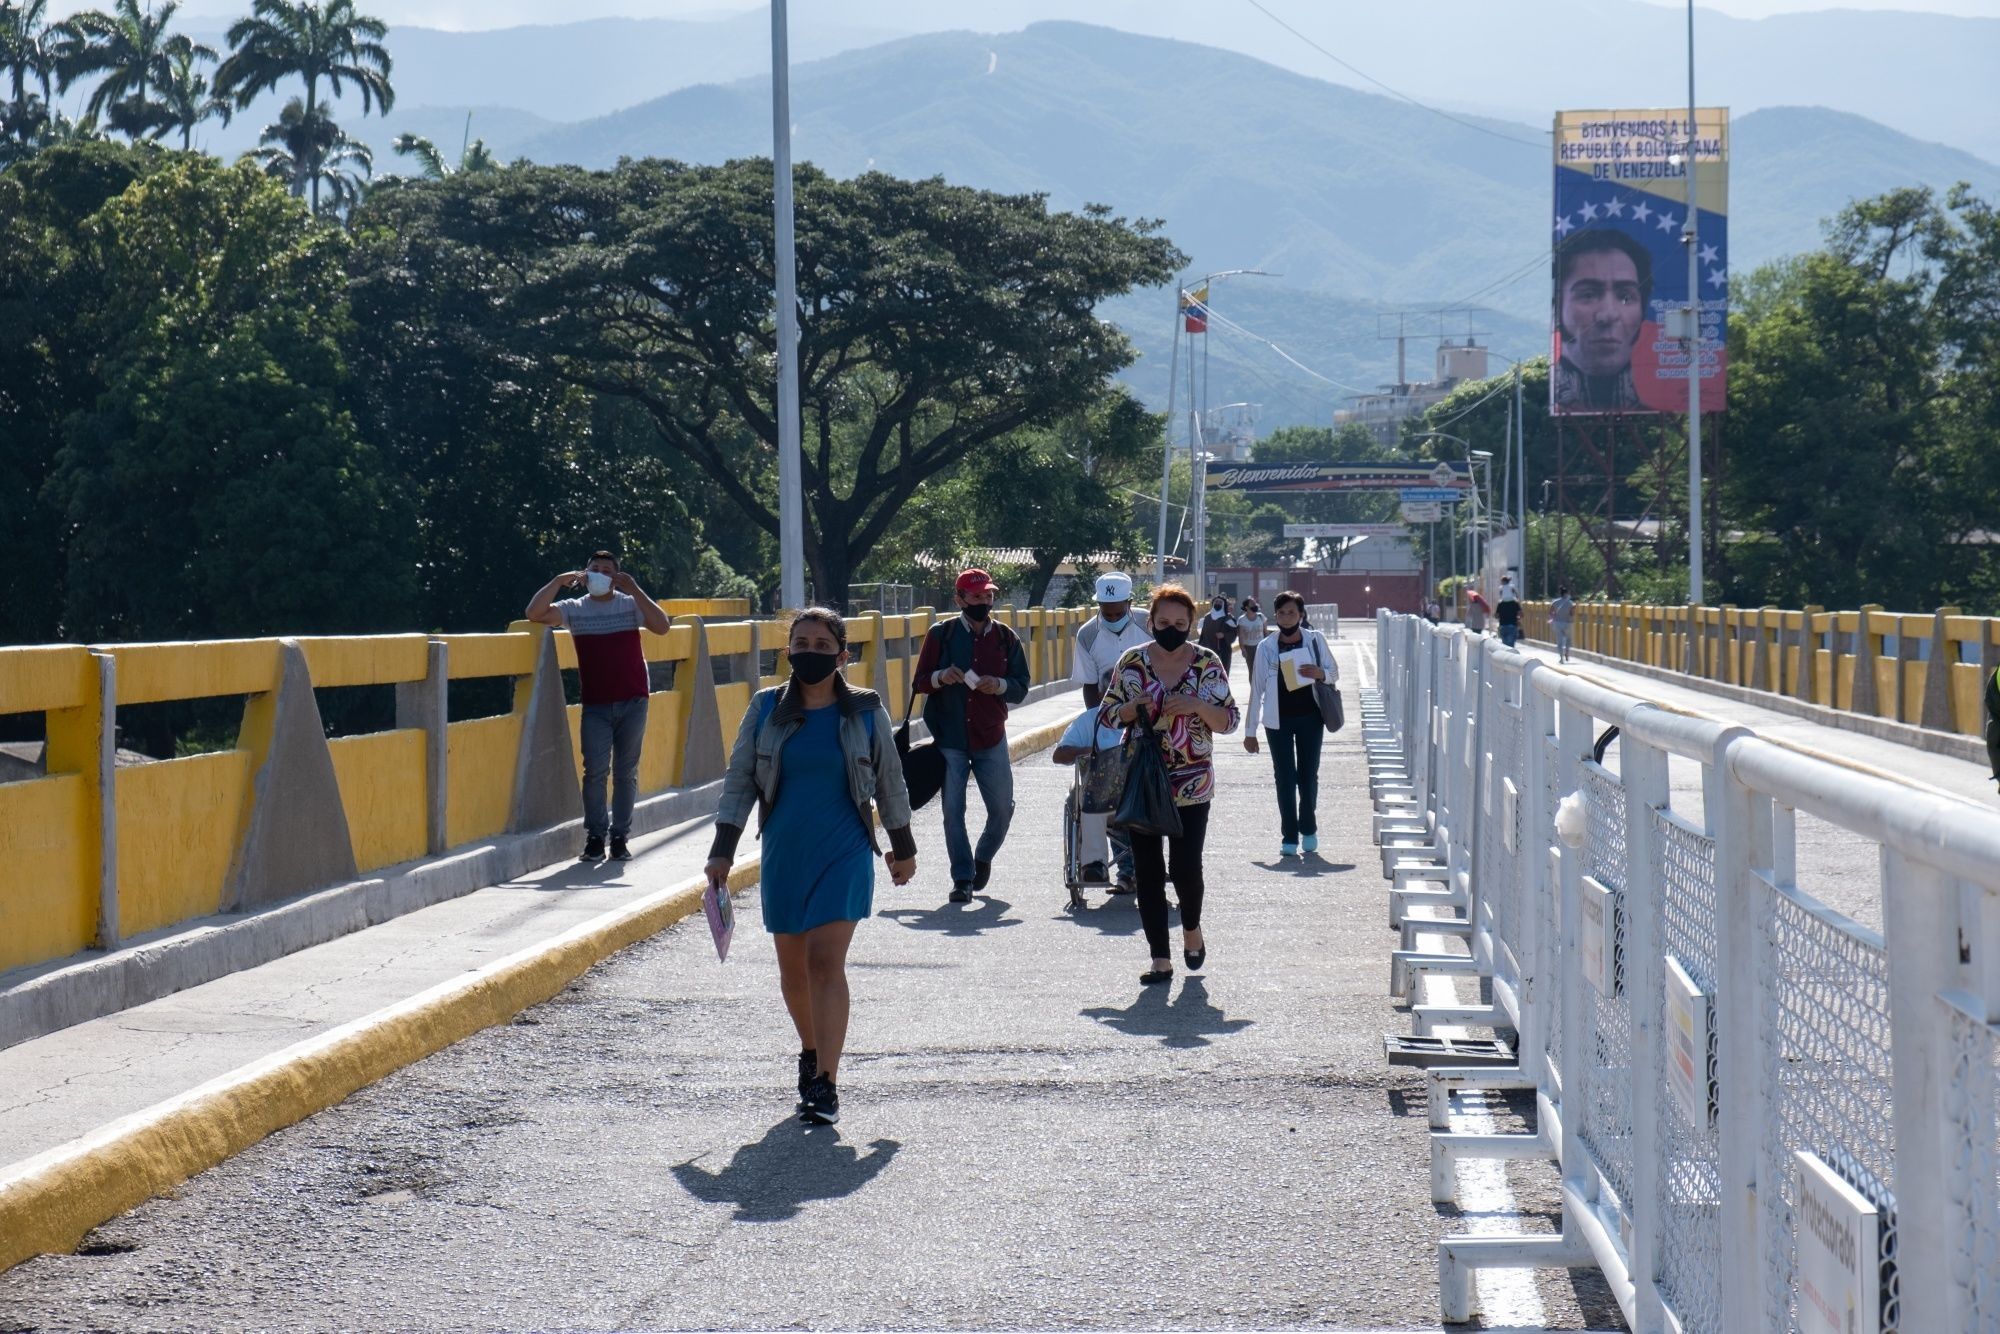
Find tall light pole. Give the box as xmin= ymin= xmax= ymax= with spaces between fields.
xmin=1153 ymin=268 xmax=1275 ymax=584
xmin=772 ymin=0 xmax=806 ymax=611
xmin=1683 ymin=0 xmax=1704 ymax=608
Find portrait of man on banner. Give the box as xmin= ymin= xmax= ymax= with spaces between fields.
xmin=1550 ymin=108 xmax=1730 ymax=418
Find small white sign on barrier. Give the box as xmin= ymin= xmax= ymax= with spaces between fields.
xmin=1501 ymin=778 xmax=1518 ymax=853
xmin=1580 ymin=875 xmax=1618 ymax=996
xmin=1794 ymin=1150 xmax=1882 ymax=1334
xmin=1663 ymin=955 xmax=1714 ymax=1130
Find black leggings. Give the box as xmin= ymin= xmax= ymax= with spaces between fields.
xmin=1129 ymin=801 xmax=1212 ymax=960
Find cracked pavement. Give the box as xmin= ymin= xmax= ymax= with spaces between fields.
xmin=0 ymin=643 xmax=1625 ymax=1331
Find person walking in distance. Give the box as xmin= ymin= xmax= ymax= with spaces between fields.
xmin=913 ymin=569 xmax=1031 ymax=903
xmin=1985 ymin=664 xmax=2000 ymax=800
xmin=1069 ymin=570 xmax=1149 ymax=893
xmin=526 ymin=551 xmax=671 ymax=861
xmin=1071 ymin=571 xmax=1151 ymax=711
xmin=1550 ymin=585 xmax=1576 ymax=663
xmin=1197 ymin=594 xmax=1240 ymax=676
xmin=706 ymin=608 xmax=916 ymax=1125
xmin=1463 ymin=588 xmax=1489 ymax=636
xmin=1243 ymin=591 xmax=1335 ymax=858
xmin=1099 ymin=583 xmax=1239 ymax=985
xmin=1495 ymin=576 xmax=1523 ymax=648
xmin=1235 ymin=598 xmax=1269 ymax=682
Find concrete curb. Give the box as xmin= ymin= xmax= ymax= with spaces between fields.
xmin=0 ymin=710 xmax=1074 ymax=1273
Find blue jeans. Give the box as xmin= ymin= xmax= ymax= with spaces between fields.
xmin=1500 ymin=624 xmax=1520 ymax=647
xmin=1265 ymin=713 xmax=1324 ymax=843
xmin=581 ymin=696 xmax=648 ymax=839
xmin=941 ymin=742 xmax=1014 ymax=883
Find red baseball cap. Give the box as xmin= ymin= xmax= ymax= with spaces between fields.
xmin=955 ymin=568 xmax=997 ymax=595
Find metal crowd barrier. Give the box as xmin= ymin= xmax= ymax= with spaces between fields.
xmin=1368 ymin=608 xmax=2000 ymax=1333
xmin=1305 ymin=603 xmax=1341 ymax=637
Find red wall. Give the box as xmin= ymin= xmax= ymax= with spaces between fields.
xmin=1207 ymin=568 xmax=1429 ymax=619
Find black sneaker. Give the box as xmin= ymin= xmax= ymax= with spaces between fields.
xmin=796 ymin=1050 xmax=818 ymax=1111
xmin=799 ymin=1073 xmax=839 ymax=1125
xmin=973 ymin=859 xmax=993 ymax=891
xmin=948 ymin=882 xmax=973 ymax=904
xmin=580 ymin=835 xmax=605 ymax=862
xmin=609 ymin=836 xmax=631 ymax=861
xmin=1079 ymin=861 xmax=1107 ymax=883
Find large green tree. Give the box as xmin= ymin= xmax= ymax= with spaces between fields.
xmin=55 ymin=0 xmax=210 ymax=139
xmin=353 ymin=160 xmax=1183 ymax=603
xmin=250 ymin=94 xmax=369 ymax=211
xmin=213 ymin=0 xmax=390 ymax=214
xmin=1724 ymin=186 xmax=2000 ymax=611
xmin=0 ymin=0 xmax=62 ymax=152
xmin=47 ymin=156 xmax=414 ymax=642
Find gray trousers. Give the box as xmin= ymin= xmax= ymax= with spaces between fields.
xmin=581 ymin=696 xmax=648 ymax=838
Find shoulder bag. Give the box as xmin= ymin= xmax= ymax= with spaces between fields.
xmin=1309 ymin=633 xmax=1344 ymax=733
xmin=894 ymin=624 xmax=951 ymax=809
xmin=1110 ymin=706 xmax=1184 ymax=838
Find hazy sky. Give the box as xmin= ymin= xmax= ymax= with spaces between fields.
xmin=65 ymin=0 xmax=2000 ymax=29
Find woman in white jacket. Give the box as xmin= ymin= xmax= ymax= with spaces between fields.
xmin=1242 ymin=591 xmax=1336 ymax=857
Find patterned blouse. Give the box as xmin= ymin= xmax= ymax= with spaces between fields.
xmin=1097 ymin=645 xmax=1240 ymax=807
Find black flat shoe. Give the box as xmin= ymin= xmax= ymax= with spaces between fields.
xmin=1139 ymin=968 xmax=1173 ymax=985
xmin=1184 ymin=947 xmax=1206 ymax=971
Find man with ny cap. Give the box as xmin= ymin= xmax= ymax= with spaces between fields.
xmin=1069 ymin=570 xmax=1149 ymax=892
xmin=913 ymin=569 xmax=1032 ymax=902
xmin=1071 ymin=571 xmax=1151 ymax=711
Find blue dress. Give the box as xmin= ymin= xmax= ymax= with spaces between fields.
xmin=759 ymin=703 xmax=876 ymax=934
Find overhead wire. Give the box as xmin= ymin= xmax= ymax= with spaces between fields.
xmin=1200 ymin=304 xmax=1375 ymax=394
xmin=1240 ymin=0 xmax=1548 ymax=152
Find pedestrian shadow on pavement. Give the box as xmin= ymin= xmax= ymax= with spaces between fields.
xmin=518 ymin=857 xmax=636 ymax=892
xmin=1248 ymin=853 xmax=1357 ymax=877
xmin=670 ymin=1117 xmax=901 ymax=1223
xmin=1057 ymin=895 xmax=1145 ymax=936
xmin=1080 ymin=977 xmax=1253 ymax=1049
xmin=877 ymin=896 xmax=1024 ymax=935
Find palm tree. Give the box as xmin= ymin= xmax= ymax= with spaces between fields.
xmin=214 ymin=0 xmax=391 ymax=214
xmin=57 ymin=0 xmax=212 ymax=139
xmin=392 ymin=116 xmax=497 ymax=179
xmin=154 ymin=38 xmax=227 ymax=148
xmin=251 ymin=94 xmax=370 ymax=214
xmin=1 ymin=0 xmax=63 ymax=145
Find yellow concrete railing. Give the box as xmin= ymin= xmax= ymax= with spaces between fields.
xmin=1520 ymin=601 xmax=2000 ymax=738
xmin=0 ymin=606 xmax=1090 ymax=977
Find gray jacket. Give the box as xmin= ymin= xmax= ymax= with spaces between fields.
xmin=708 ymin=678 xmax=916 ymax=861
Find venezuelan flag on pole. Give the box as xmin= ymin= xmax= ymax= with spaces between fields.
xmin=1180 ymin=285 xmax=1209 ymax=334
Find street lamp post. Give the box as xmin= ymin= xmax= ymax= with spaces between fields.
xmin=771 ymin=0 xmax=805 ymax=611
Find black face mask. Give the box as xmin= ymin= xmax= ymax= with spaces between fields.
xmin=962 ymin=603 xmax=991 ymax=622
xmin=1152 ymin=625 xmax=1190 ymax=651
xmin=789 ymin=651 xmax=840 ymax=685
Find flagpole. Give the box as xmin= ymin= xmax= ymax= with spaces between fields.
xmin=1156 ymin=279 xmax=1185 ymax=585
xmin=772 ymin=0 xmax=805 ymax=610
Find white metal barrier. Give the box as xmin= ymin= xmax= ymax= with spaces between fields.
xmin=1306 ymin=603 xmax=1341 ymax=637
xmin=1369 ymin=608 xmax=2000 ymax=1333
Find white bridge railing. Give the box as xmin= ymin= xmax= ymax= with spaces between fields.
xmin=1370 ymin=609 xmax=2000 ymax=1333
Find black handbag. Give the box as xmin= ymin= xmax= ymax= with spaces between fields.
xmin=1110 ymin=711 xmax=1184 ymax=838
xmin=1077 ymin=725 xmax=1127 ymax=815
xmin=1310 ymin=634 xmax=1344 ymax=733
xmin=895 ymin=626 xmax=952 ymax=810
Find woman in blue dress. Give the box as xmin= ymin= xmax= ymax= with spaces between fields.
xmin=706 ymin=608 xmax=917 ymax=1125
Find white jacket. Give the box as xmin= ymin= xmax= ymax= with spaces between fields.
xmin=1245 ymin=625 xmax=1338 ymax=733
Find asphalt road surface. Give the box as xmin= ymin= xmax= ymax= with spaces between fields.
xmin=0 ymin=640 xmax=1623 ymax=1332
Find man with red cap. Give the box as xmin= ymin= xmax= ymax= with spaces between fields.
xmin=913 ymin=569 xmax=1032 ymax=902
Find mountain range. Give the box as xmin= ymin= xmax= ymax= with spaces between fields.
xmin=167 ymin=13 xmax=2000 ymax=429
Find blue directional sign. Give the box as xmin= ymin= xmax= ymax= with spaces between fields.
xmin=1399 ymin=488 xmax=1465 ymax=504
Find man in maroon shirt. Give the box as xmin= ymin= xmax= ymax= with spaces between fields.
xmin=526 ymin=551 xmax=671 ymax=861
xmin=912 ymin=569 xmax=1031 ymax=901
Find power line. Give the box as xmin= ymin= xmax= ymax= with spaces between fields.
xmin=1241 ymin=0 xmax=1548 ymax=152
xmin=1201 ymin=305 xmax=1375 ymax=394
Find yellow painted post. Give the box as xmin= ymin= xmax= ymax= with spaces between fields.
xmin=43 ymin=653 xmax=116 ymax=949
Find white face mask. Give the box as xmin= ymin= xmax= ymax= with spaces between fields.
xmin=585 ymin=570 xmax=614 ymax=596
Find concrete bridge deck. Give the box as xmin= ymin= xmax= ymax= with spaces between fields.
xmin=0 ymin=639 xmax=1626 ymax=1332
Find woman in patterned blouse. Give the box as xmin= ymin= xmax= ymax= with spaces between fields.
xmin=1098 ymin=583 xmax=1241 ymax=985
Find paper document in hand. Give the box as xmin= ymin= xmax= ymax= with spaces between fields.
xmin=1280 ymin=648 xmax=1313 ymax=690
xmin=962 ymin=669 xmax=983 ymax=689
xmin=702 ymin=879 xmax=735 ymax=961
